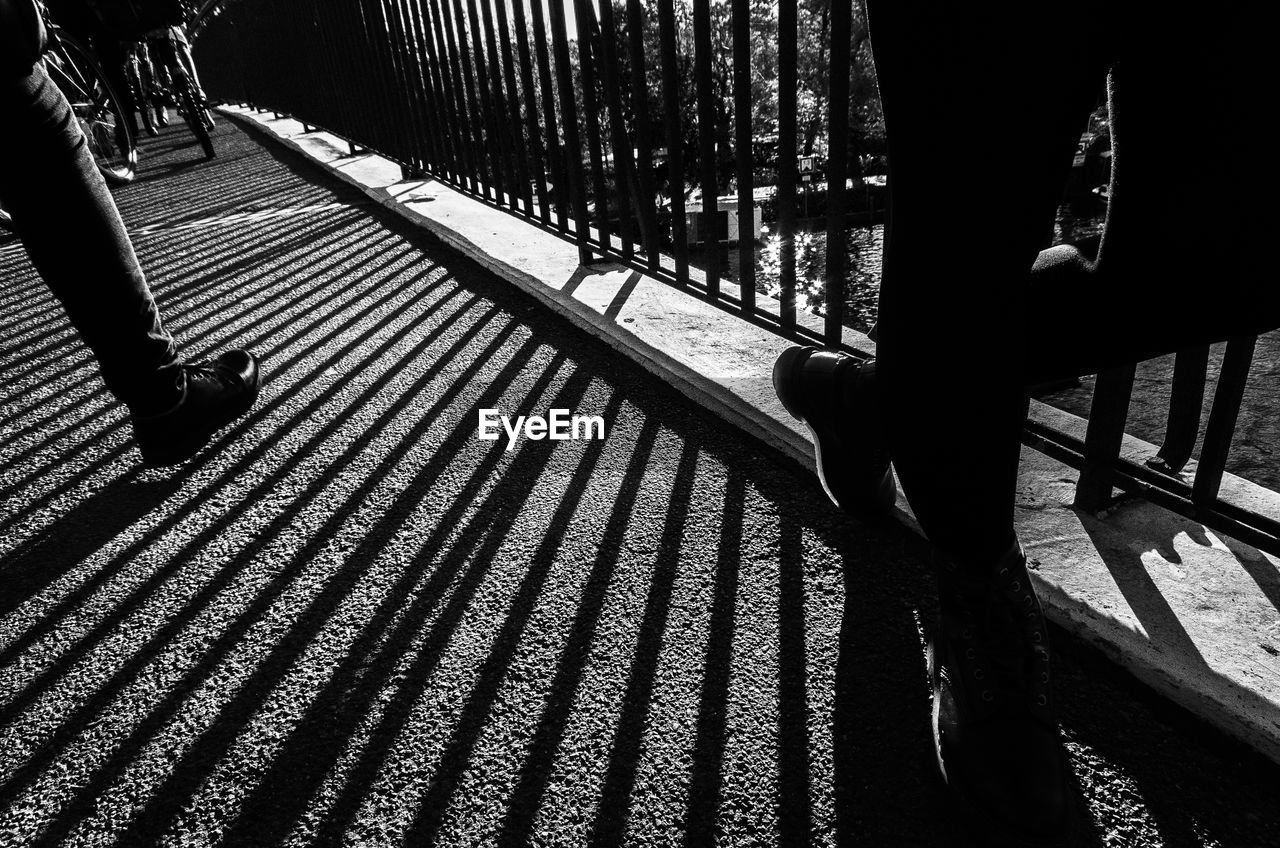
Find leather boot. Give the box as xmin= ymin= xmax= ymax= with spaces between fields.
xmin=771 ymin=345 xmax=896 ymax=513
xmin=929 ymin=544 xmax=1073 ymax=845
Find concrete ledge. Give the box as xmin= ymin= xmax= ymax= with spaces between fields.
xmin=219 ymin=105 xmax=1280 ymax=764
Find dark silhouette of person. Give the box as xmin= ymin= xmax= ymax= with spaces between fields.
xmin=1 ymin=0 xmax=259 ymax=465
xmin=774 ymin=1 xmax=1274 ymax=843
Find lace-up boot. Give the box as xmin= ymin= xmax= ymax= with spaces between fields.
xmin=132 ymin=349 xmax=260 ymax=466
xmin=928 ymin=543 xmax=1072 ymax=845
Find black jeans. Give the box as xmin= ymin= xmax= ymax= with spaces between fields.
xmin=0 ymin=56 xmax=182 ymax=413
xmin=867 ymin=1 xmax=1273 ymax=566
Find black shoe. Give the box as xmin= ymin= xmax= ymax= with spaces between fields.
xmin=772 ymin=345 xmax=895 ymax=513
xmin=132 ymin=350 xmax=261 ymax=467
xmin=156 ymin=107 xmax=170 ymax=127
xmin=929 ymin=545 xmax=1073 ymax=846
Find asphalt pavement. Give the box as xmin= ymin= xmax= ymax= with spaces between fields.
xmin=1 ymin=117 xmax=1279 ymax=847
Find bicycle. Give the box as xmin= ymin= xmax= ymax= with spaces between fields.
xmin=0 ymin=4 xmax=136 ymax=230
xmin=129 ymin=24 xmax=215 ymax=159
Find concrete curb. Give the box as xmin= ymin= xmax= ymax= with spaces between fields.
xmin=219 ymin=105 xmax=1280 ymax=764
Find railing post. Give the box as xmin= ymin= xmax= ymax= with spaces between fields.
xmin=530 ymin=0 xmax=565 ymax=230
xmin=1193 ymin=336 xmax=1257 ymax=504
xmin=573 ymin=0 xmax=613 ymax=253
xmin=1148 ymin=345 xmax=1210 ymax=474
xmin=693 ymin=0 xmax=718 ymax=296
xmin=547 ymin=0 xmax=593 ymax=264
xmin=656 ymin=0 xmax=688 ymax=283
xmin=592 ymin=0 xmax=640 ymax=260
xmin=475 ymin=0 xmax=517 ymax=208
xmin=509 ymin=0 xmax=550 ymax=223
xmin=776 ymin=0 xmax=798 ymax=331
xmin=624 ymin=0 xmax=660 ymax=271
xmin=732 ymin=0 xmax=754 ymax=313
xmin=427 ymin=0 xmax=479 ymax=195
xmin=1074 ymin=364 xmax=1137 ymax=512
xmin=491 ymin=0 xmax=534 ymax=216
xmin=448 ymin=0 xmax=493 ymax=198
xmin=823 ymin=0 xmax=852 ymax=345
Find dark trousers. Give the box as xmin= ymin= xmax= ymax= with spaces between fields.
xmin=0 ymin=56 xmax=181 ymax=413
xmin=866 ymin=1 xmax=1273 ymax=565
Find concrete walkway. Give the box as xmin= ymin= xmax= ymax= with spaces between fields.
xmin=0 ymin=119 xmax=1277 ymax=847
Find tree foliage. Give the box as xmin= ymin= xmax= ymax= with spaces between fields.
xmin=469 ymin=0 xmax=884 ymax=209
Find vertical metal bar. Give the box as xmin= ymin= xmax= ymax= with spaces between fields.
xmin=379 ymin=0 xmax=417 ymax=165
xmin=548 ymin=0 xmax=593 ymax=262
xmin=332 ymin=1 xmax=362 ymax=141
xmin=492 ymin=0 xmax=535 ymax=215
xmin=1074 ymin=364 xmax=1137 ymax=512
xmin=412 ymin=0 xmax=463 ymax=183
xmin=573 ymin=0 xmax=613 ymax=253
xmin=360 ymin=0 xmax=396 ymax=151
xmin=593 ymin=0 xmax=639 ymax=261
xmin=462 ymin=0 xmax=505 ymax=202
xmin=1150 ymin=345 xmax=1210 ymax=474
xmin=625 ymin=0 xmax=660 ymax=269
xmin=447 ymin=0 xmax=493 ymax=195
xmin=776 ymin=0 xmax=798 ymax=331
xmin=732 ymin=0 xmax=753 ymax=311
xmin=310 ymin=1 xmax=346 ymax=133
xmin=530 ymin=0 xmax=566 ymax=230
xmin=401 ymin=0 xmax=453 ymax=177
xmin=379 ymin=0 xmax=417 ymax=166
xmin=693 ymin=0 xmax=718 ymax=295
xmin=477 ymin=0 xmax=517 ymax=207
xmin=1193 ymin=336 xmax=1257 ymax=504
xmin=429 ymin=0 xmax=480 ymax=192
xmin=655 ymin=0 xmax=688 ymax=283
xmin=356 ymin=0 xmax=395 ymax=152
xmin=383 ymin=0 xmax=435 ymax=170
xmin=823 ymin=0 xmax=851 ymax=344
xmin=347 ymin=0 xmax=381 ymax=149
xmin=394 ymin=0 xmax=432 ymax=168
xmin=509 ymin=0 xmax=549 ymax=223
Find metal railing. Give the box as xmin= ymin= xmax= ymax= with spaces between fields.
xmin=191 ymin=0 xmax=1277 ymax=556
xmin=194 ymin=0 xmax=880 ymax=343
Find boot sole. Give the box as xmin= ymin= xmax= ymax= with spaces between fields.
xmin=138 ymin=383 xmax=260 ymax=467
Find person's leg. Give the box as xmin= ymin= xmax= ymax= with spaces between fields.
xmin=172 ymin=27 xmax=207 ymax=103
xmin=123 ymin=41 xmax=158 ymax=136
xmin=868 ymin=0 xmax=1110 ymax=566
xmin=850 ymin=3 xmax=1115 ymax=841
xmin=0 ymin=55 xmax=183 ymax=415
xmin=1 ymin=53 xmax=262 ymax=465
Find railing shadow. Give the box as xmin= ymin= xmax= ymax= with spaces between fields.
xmin=4 ymin=113 xmax=1279 ymax=848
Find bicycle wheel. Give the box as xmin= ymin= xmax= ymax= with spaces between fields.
xmin=45 ymin=32 xmax=138 ymax=185
xmin=175 ymin=75 xmax=215 ymax=160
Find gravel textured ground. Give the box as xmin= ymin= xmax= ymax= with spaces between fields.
xmin=2 ymin=119 xmax=1280 ymax=847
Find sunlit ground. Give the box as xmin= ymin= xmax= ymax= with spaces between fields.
xmin=1 ymin=118 xmax=1278 ymax=848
